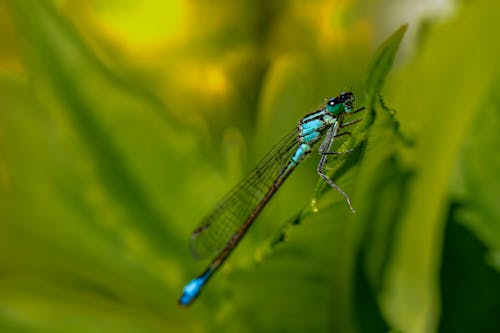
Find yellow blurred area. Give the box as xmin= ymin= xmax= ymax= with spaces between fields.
xmin=199 ymin=66 xmax=229 ymax=95
xmin=37 ymin=0 xmax=373 ymax=115
xmin=89 ymin=0 xmax=187 ymax=48
xmin=317 ymin=0 xmax=369 ymax=46
xmin=290 ymin=1 xmax=352 ymax=45
xmin=0 ymin=2 xmax=21 ymax=71
xmin=49 ymin=0 xmax=236 ymax=113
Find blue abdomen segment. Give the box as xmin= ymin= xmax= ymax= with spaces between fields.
xmin=179 ymin=268 xmax=212 ymax=306
xmin=291 ymin=143 xmax=311 ymax=164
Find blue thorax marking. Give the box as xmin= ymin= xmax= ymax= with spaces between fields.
xmin=301 ymin=110 xmax=324 ymax=123
xmin=302 ymin=131 xmax=320 ymax=143
xmin=300 ymin=119 xmax=323 ymax=136
xmin=299 ymin=110 xmax=337 ymax=141
xmin=292 ymin=108 xmax=339 ymax=164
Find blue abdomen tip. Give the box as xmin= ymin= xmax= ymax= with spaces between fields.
xmin=178 ymin=270 xmax=211 ymax=306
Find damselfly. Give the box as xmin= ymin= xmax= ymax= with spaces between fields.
xmin=179 ymin=91 xmax=364 ymax=306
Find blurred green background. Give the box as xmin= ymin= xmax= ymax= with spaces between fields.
xmin=1 ymin=0 xmax=499 ymax=332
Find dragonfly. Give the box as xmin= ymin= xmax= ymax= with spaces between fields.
xmin=179 ymin=91 xmax=364 ymax=306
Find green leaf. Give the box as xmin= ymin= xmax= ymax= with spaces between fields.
xmin=377 ymin=1 xmax=500 ymax=332
xmin=366 ymin=25 xmax=407 ymax=114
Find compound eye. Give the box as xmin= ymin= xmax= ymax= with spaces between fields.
xmin=341 ymin=91 xmax=353 ymax=101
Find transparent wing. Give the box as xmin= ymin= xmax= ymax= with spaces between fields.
xmin=190 ymin=128 xmax=301 ymax=259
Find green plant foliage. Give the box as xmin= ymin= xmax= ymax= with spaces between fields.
xmin=0 ymin=1 xmax=499 ymax=333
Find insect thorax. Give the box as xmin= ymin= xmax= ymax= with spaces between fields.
xmin=298 ymin=110 xmax=336 ymax=145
